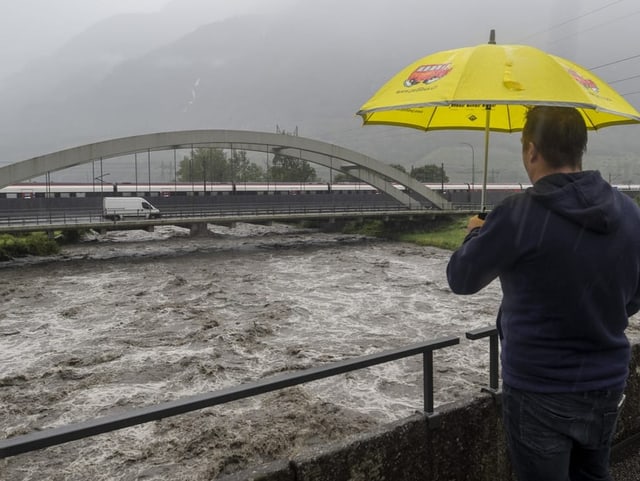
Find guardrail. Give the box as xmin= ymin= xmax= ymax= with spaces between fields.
xmin=0 ymin=336 xmax=461 ymax=459
xmin=0 ymin=204 xmax=474 ymax=234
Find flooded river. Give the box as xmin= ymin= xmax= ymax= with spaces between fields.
xmin=1 ymin=223 xmax=635 ymax=480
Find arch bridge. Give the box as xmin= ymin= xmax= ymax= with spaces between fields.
xmin=0 ymin=130 xmax=451 ymax=210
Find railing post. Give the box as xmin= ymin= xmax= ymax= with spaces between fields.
xmin=423 ymin=350 xmax=434 ymax=414
xmin=466 ymin=326 xmax=501 ymax=398
xmin=489 ymin=332 xmax=499 ymax=391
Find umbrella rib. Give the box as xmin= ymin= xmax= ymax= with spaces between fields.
xmin=425 ymin=106 xmax=438 ymax=130
xmin=584 ymin=114 xmax=597 ymax=130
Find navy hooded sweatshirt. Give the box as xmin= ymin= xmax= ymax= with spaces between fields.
xmin=447 ymin=170 xmax=640 ymax=392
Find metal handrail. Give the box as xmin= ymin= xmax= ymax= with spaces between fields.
xmin=0 ymin=336 xmax=459 ymax=459
xmin=0 ymin=203 xmax=416 ymax=225
xmin=466 ymin=326 xmax=500 ymax=394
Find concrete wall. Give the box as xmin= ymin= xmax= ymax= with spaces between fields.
xmin=219 ymin=343 xmax=640 ymax=481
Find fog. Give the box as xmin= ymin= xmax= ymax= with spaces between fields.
xmin=0 ymin=0 xmax=292 ymax=78
xmin=1 ymin=0 xmax=640 ymax=181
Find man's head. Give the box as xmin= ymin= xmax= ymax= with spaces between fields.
xmin=521 ymin=106 xmax=587 ymax=181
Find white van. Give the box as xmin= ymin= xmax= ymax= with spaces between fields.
xmin=102 ymin=197 xmax=161 ymax=221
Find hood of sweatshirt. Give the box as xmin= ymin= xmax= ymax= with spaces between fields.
xmin=528 ymin=170 xmax=622 ymax=234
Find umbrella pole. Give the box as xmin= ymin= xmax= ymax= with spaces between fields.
xmin=480 ymin=106 xmax=491 ymax=212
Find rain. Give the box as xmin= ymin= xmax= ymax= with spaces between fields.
xmin=1 ymin=0 xmax=640 ymax=182
xmin=2 ymin=0 xmax=640 ymax=479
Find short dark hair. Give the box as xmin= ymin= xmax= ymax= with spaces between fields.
xmin=522 ymin=106 xmax=587 ymax=169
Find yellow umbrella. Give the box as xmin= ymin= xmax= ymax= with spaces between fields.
xmin=357 ymin=30 xmax=640 ymax=210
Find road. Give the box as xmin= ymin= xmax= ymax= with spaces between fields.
xmin=0 ymin=194 xmax=444 ymax=233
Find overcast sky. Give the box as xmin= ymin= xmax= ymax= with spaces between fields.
xmin=0 ymin=0 xmax=289 ymax=77
xmin=1 ymin=0 xmax=640 ymax=173
xmin=2 ymin=0 xmax=640 ymax=101
xmin=1 ymin=0 xmax=161 ymax=72
xmin=2 ymin=0 xmax=640 ymax=121
xmin=3 ymin=0 xmax=640 ymax=75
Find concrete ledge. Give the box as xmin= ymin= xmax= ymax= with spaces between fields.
xmin=292 ymin=413 xmax=430 ymax=480
xmin=217 ymin=459 xmax=293 ymax=481
xmin=219 ymin=343 xmax=640 ymax=481
xmin=219 ymin=396 xmax=510 ymax=481
xmin=292 ymin=396 xmax=512 ymax=481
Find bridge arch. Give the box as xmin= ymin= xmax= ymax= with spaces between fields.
xmin=0 ymin=130 xmax=451 ymax=209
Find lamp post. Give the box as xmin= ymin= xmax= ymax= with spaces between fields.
xmin=94 ymin=173 xmax=111 ymax=196
xmin=460 ymin=142 xmax=475 ymax=189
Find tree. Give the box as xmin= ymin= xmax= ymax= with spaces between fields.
xmin=177 ymin=148 xmax=264 ymax=182
xmin=267 ymin=153 xmax=319 ymax=182
xmin=410 ymin=164 xmax=449 ymax=183
xmin=229 ymin=149 xmax=262 ymax=182
xmin=241 ymin=163 xmax=265 ymax=182
xmin=390 ymin=164 xmax=407 ymax=174
xmin=177 ymin=147 xmax=228 ymax=182
xmin=331 ymin=171 xmax=357 ymax=183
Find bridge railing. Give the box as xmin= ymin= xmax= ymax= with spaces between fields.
xmin=0 ymin=202 xmax=440 ymax=231
xmin=0 ymin=336 xmax=460 ymax=459
xmin=0 ymin=209 xmax=105 ymax=227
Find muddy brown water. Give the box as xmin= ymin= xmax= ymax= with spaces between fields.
xmin=1 ymin=224 xmax=636 ymax=480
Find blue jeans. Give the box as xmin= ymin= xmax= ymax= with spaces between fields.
xmin=502 ymin=383 xmax=624 ymax=481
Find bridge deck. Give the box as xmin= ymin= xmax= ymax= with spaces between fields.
xmin=0 ymin=208 xmax=475 ymax=234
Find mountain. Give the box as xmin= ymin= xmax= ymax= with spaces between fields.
xmin=0 ymin=0 xmax=637 ymax=184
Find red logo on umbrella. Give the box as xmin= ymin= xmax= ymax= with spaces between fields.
xmin=567 ymin=69 xmax=599 ymax=94
xmin=404 ymin=63 xmax=452 ymax=87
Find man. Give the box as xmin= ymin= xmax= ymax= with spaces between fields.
xmin=446 ymin=106 xmax=640 ymax=481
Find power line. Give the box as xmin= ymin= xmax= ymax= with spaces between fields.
xmin=517 ymin=0 xmax=626 ymax=43
xmin=546 ymin=8 xmax=640 ymax=47
xmin=609 ymin=73 xmax=640 ymax=84
xmin=590 ymin=52 xmax=640 ymax=70
xmin=513 ymin=1 xmax=640 ymax=84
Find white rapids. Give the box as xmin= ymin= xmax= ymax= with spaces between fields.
xmin=1 ymin=223 xmax=636 ymax=480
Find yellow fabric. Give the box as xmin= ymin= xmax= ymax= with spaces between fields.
xmin=357 ymin=44 xmax=640 ymax=131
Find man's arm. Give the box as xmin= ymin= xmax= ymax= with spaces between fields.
xmin=446 ymin=205 xmax=517 ymax=294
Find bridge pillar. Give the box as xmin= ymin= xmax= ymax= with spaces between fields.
xmin=189 ymin=223 xmax=209 ymax=237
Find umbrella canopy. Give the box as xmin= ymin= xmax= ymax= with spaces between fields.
xmin=357 ymin=31 xmax=640 ymax=209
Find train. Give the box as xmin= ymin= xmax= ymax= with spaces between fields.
xmin=2 ymin=181 xmax=639 ymax=206
xmin=0 ymin=181 xmax=384 ymax=198
xmin=0 ymin=181 xmax=531 ymax=198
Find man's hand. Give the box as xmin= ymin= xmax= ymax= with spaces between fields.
xmin=466 ymin=215 xmax=485 ymax=234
